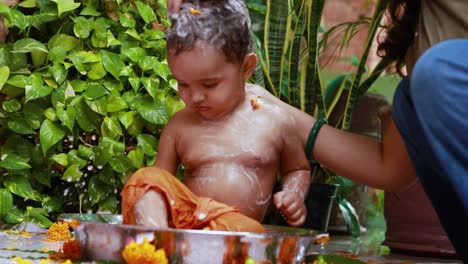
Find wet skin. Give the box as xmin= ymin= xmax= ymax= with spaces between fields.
xmin=154 ymin=41 xmax=310 ymax=225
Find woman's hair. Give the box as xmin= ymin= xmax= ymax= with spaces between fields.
xmin=377 ymin=0 xmax=421 ymax=76
xmin=166 ymin=0 xmax=252 ymax=64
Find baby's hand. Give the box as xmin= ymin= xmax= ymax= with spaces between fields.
xmin=273 ymin=191 xmax=307 ymax=227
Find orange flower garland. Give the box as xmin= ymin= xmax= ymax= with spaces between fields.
xmin=46 ymin=222 xmax=71 ymax=241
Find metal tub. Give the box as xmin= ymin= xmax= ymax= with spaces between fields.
xmin=59 ymin=214 xmax=327 ymax=264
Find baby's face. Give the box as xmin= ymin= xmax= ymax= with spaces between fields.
xmin=167 ymin=41 xmax=248 ymax=120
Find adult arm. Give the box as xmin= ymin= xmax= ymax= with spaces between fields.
xmin=252 ymin=85 xmax=417 ymax=192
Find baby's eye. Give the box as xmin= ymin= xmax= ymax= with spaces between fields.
xmin=203 ymin=82 xmax=218 ymax=89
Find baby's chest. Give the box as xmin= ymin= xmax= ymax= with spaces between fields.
xmin=178 ymin=125 xmax=281 ymax=168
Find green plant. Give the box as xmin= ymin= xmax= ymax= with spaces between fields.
xmin=0 ymin=0 xmax=184 ymax=228
xmin=249 ymin=0 xmax=391 ymax=236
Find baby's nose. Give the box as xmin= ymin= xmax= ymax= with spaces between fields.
xmin=191 ymin=90 xmax=205 ymax=103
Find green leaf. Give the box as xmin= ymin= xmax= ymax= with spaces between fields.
xmin=87 ymin=175 xmax=111 ymax=205
xmin=119 ymin=12 xmax=136 ymax=28
xmin=51 ymin=153 xmax=68 ymax=166
xmin=84 ymin=82 xmax=108 ymax=100
xmin=80 ymin=5 xmax=100 ymax=16
xmin=57 ymin=0 xmax=81 ymax=16
xmin=67 ymin=150 xmax=87 ymax=169
xmin=19 ymin=0 xmax=38 ymax=8
xmin=101 ymin=116 xmax=123 ymax=140
xmin=39 ymin=119 xmax=66 ymax=154
xmin=7 ymin=119 xmax=35 ymax=134
xmin=41 ymin=195 xmax=63 ymax=213
xmin=6 ymin=75 xmax=28 ymax=88
xmin=99 ymin=195 xmax=118 ymax=212
xmin=2 ymin=98 xmax=21 ymax=112
xmin=77 ymin=145 xmax=94 ymax=160
xmin=33 ymin=169 xmax=52 ymax=187
xmin=4 ymin=208 xmax=24 ymax=224
xmin=25 ymin=207 xmax=53 ymax=228
xmin=0 ymin=189 xmax=13 ymax=216
xmin=135 ymin=1 xmax=156 ymax=24
xmin=0 ymin=154 xmax=31 ymax=170
xmin=128 ymin=146 xmax=144 ymax=169
xmin=25 ymin=74 xmax=53 ymax=102
xmin=56 ymin=107 xmax=76 ymax=130
xmin=12 ymin=38 xmax=48 ymax=53
xmin=100 ymin=50 xmax=125 ymax=80
xmin=73 ymin=16 xmax=93 ymax=39
xmin=121 ymin=47 xmax=146 ymax=63
xmin=99 ymin=137 xmax=125 ymax=155
xmin=44 ymin=107 xmax=58 ymax=121
xmin=23 ymin=102 xmax=45 ymax=129
xmin=137 ymin=134 xmax=157 ymax=156
xmin=4 ymin=174 xmax=42 ymax=201
xmin=2 ymin=135 xmax=33 ymax=158
xmin=85 ymin=96 xmax=107 ymax=115
xmin=88 ymin=61 xmax=107 ymax=80
xmin=141 ymin=76 xmax=160 ymax=99
xmin=109 ymin=153 xmax=134 ymax=173
xmin=0 ymin=66 xmax=10 ymax=90
xmin=62 ymin=164 xmax=83 ymax=182
xmin=8 ymin=9 xmax=29 ymax=30
xmin=136 ymin=95 xmax=169 ymax=124
xmin=338 ymin=197 xmax=361 ymax=238
xmin=117 ymin=111 xmax=134 ymax=129
xmin=50 ymin=63 xmax=68 ymax=84
xmin=107 ymin=95 xmax=128 ymax=112
xmin=75 ymin=97 xmax=97 ymax=132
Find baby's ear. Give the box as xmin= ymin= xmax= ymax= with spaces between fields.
xmin=242 ymin=53 xmax=257 ymax=80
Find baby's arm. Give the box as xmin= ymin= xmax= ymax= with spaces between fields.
xmin=273 ymin=115 xmax=311 ymax=227
xmin=153 ymin=116 xmax=180 ymax=175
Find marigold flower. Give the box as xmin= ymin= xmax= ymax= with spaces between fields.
xmin=189 ymin=7 xmax=202 ymax=15
xmin=46 ymin=222 xmax=71 ymax=241
xmin=122 ymin=237 xmax=168 ymax=264
xmin=11 ymin=256 xmax=32 ymax=264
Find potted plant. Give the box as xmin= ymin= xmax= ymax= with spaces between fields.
xmin=0 ymin=0 xmax=184 ymax=228
xmin=248 ymin=0 xmax=391 ymax=234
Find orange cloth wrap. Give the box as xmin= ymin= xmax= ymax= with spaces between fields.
xmin=121 ymin=167 xmax=265 ymax=233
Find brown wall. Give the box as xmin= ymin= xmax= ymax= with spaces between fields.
xmin=321 ymin=0 xmax=381 ymax=72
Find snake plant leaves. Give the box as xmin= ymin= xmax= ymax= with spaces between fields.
xmin=0 ymin=189 xmax=13 ymax=217
xmin=40 ymin=119 xmax=66 ymax=154
xmin=12 ymin=38 xmax=48 ymax=54
xmin=101 ymin=50 xmax=125 ymax=80
xmin=136 ymin=95 xmax=169 ymax=125
xmin=4 ymin=174 xmax=41 ymax=201
xmin=0 ymin=154 xmax=31 ymax=170
xmin=135 ymin=1 xmax=156 ymax=24
xmin=101 ymin=116 xmax=123 ymax=140
xmin=137 ymin=134 xmax=157 ymax=156
xmin=56 ymin=0 xmax=81 ymax=16
xmin=62 ymin=164 xmax=83 ymax=182
xmin=0 ymin=66 xmax=9 ymax=90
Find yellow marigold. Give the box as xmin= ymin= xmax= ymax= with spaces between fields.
xmin=11 ymin=256 xmax=32 ymax=264
xmin=122 ymin=238 xmax=168 ymax=264
xmin=46 ymin=221 xmax=71 ymax=241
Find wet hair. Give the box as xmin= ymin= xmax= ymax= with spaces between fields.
xmin=165 ymin=0 xmax=252 ymax=64
xmin=377 ymin=0 xmax=421 ymax=76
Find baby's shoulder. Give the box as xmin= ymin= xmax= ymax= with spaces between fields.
xmin=163 ymin=108 xmax=193 ymax=131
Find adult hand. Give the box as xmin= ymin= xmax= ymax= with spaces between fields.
xmin=167 ymin=0 xmax=185 ymax=13
xmin=273 ymin=191 xmax=307 ymax=227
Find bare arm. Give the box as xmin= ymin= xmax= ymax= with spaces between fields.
xmin=167 ymin=0 xmax=184 ymax=13
xmin=153 ymin=118 xmax=180 ymax=176
xmin=251 ymin=84 xmax=417 ymax=192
